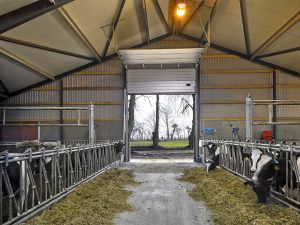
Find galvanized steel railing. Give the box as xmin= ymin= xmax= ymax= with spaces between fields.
xmin=201 ymin=139 xmax=300 ymax=208
xmin=0 ymin=142 xmax=121 ymax=225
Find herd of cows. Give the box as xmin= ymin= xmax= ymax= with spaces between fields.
xmin=1 ymin=141 xmax=124 ymax=222
xmin=204 ymin=142 xmax=300 ymax=203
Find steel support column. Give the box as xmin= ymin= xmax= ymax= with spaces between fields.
xmin=194 ymin=63 xmax=201 ymax=162
xmin=59 ymin=79 xmax=64 ymax=141
xmin=272 ymin=70 xmax=277 ymax=139
xmin=246 ymin=95 xmax=253 ymax=141
xmin=88 ymin=103 xmax=95 ymax=145
xmin=124 ymin=68 xmax=130 ymax=162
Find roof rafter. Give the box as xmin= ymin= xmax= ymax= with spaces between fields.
xmin=8 ymin=33 xmax=171 ymax=99
xmin=179 ymin=33 xmax=300 ymax=77
xmin=250 ymin=11 xmax=300 ymax=60
xmin=257 ymin=47 xmax=300 ymax=59
xmin=199 ymin=0 xmax=219 ymax=44
xmin=0 ymin=35 xmax=96 ymax=61
xmin=57 ymin=7 xmax=102 ymax=62
xmin=102 ymin=0 xmax=127 ymax=59
xmin=152 ymin=0 xmax=170 ymax=33
xmin=0 ymin=47 xmax=55 ymax=80
xmin=0 ymin=0 xmax=73 ymax=34
xmin=239 ymin=0 xmax=250 ymax=56
xmin=134 ymin=0 xmax=150 ymax=44
xmin=168 ymin=0 xmax=176 ymax=34
xmin=180 ymin=0 xmax=205 ymax=32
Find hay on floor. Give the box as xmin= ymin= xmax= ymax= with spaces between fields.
xmin=179 ymin=167 xmax=300 ymax=225
xmin=25 ymin=169 xmax=137 ymax=225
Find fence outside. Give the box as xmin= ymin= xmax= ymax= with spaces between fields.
xmin=201 ymin=139 xmax=300 ymax=208
xmin=0 ymin=142 xmax=120 ymax=225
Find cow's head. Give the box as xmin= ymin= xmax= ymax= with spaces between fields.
xmin=204 ymin=143 xmax=220 ymax=172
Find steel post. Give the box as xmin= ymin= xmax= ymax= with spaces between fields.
xmin=245 ymin=95 xmax=253 ymax=141
xmin=194 ymin=64 xmax=200 ymax=162
xmin=88 ymin=103 xmax=95 ymax=145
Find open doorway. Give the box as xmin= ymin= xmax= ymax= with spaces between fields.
xmin=128 ymin=94 xmax=194 ymax=160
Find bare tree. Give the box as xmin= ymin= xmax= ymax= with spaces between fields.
xmin=171 ymin=123 xmax=178 ymax=139
xmin=152 ymin=95 xmax=160 ymax=148
xmin=175 ymin=127 xmax=182 ymax=139
xmin=160 ymin=104 xmax=173 ymax=140
xmin=128 ymin=94 xmax=136 ymax=139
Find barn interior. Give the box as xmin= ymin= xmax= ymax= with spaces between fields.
xmin=0 ymin=0 xmax=300 ymax=224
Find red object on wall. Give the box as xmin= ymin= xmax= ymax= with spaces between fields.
xmin=262 ymin=131 xmax=273 ymax=141
xmin=1 ymin=123 xmax=38 ymax=141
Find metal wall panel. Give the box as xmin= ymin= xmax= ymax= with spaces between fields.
xmin=127 ymin=69 xmax=196 ymax=94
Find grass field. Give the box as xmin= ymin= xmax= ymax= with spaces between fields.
xmin=130 ymin=139 xmax=189 ymax=148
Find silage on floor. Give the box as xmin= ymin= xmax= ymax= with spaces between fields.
xmin=179 ymin=167 xmax=300 ymax=225
xmin=25 ymin=169 xmax=137 ymax=225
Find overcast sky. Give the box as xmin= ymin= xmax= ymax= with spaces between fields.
xmin=132 ymin=95 xmax=193 ymax=139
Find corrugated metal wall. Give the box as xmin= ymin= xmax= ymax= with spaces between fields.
xmin=1 ymin=59 xmax=124 ymax=141
xmin=1 ymin=35 xmax=299 ymax=141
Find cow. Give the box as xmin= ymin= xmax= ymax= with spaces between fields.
xmin=204 ymin=142 xmax=220 ymax=172
xmin=114 ymin=141 xmax=124 ymax=154
xmin=1 ymin=152 xmax=30 ymax=220
xmin=243 ymin=148 xmax=300 ymax=203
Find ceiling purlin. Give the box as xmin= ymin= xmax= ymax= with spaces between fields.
xmin=239 ymin=0 xmax=250 ymax=56
xmin=257 ymin=47 xmax=300 ymax=59
xmin=180 ymin=0 xmax=205 ymax=32
xmin=0 ymin=0 xmax=73 ymax=34
xmin=134 ymin=0 xmax=150 ymax=44
xmin=57 ymin=7 xmax=102 ymax=62
xmin=0 ymin=47 xmax=55 ymax=80
xmin=0 ymin=35 xmax=96 ymax=61
xmin=102 ymin=0 xmax=127 ymax=59
xmin=152 ymin=0 xmax=170 ymax=33
xmin=250 ymin=11 xmax=300 ymax=60
xmin=168 ymin=0 xmax=176 ymax=34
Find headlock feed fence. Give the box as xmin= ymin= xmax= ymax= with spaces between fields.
xmin=201 ymin=139 xmax=300 ymax=208
xmin=0 ymin=142 xmax=121 ymax=225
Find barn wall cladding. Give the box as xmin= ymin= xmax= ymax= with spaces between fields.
xmin=1 ymin=35 xmax=300 ymax=141
xmin=1 ymin=59 xmax=124 ymax=141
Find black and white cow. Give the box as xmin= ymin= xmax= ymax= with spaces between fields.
xmin=244 ymin=149 xmax=300 ymax=203
xmin=204 ymin=143 xmax=221 ymax=172
xmin=1 ymin=153 xmax=30 ymax=211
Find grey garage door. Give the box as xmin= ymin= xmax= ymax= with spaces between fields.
xmin=127 ymin=68 xmax=196 ymax=94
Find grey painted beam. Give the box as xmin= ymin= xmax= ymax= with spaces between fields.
xmin=57 ymin=7 xmax=102 ymax=62
xmin=180 ymin=1 xmax=205 ymax=32
xmin=257 ymin=46 xmax=300 ymax=59
xmin=178 ymin=33 xmax=300 ymax=77
xmin=0 ymin=0 xmax=73 ymax=34
xmin=134 ymin=0 xmax=150 ymax=44
xmin=0 ymin=47 xmax=55 ymax=80
xmin=199 ymin=0 xmax=219 ymax=44
xmin=0 ymin=35 xmax=96 ymax=61
xmin=239 ymin=0 xmax=250 ymax=55
xmin=102 ymin=0 xmax=126 ymax=59
xmin=250 ymin=11 xmax=300 ymax=60
xmin=152 ymin=0 xmax=170 ymax=33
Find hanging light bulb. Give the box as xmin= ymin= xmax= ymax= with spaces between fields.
xmin=176 ymin=2 xmax=186 ymax=17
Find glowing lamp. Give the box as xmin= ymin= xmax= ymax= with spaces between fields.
xmin=176 ymin=3 xmax=186 ymax=17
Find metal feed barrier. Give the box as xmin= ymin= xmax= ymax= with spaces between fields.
xmin=0 ymin=142 xmax=121 ymax=225
xmin=201 ymin=139 xmax=300 ymax=209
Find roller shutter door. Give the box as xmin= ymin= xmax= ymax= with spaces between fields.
xmin=127 ymin=68 xmax=196 ymax=94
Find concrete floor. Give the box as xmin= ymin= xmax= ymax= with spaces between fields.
xmin=114 ymin=159 xmax=213 ymax=225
